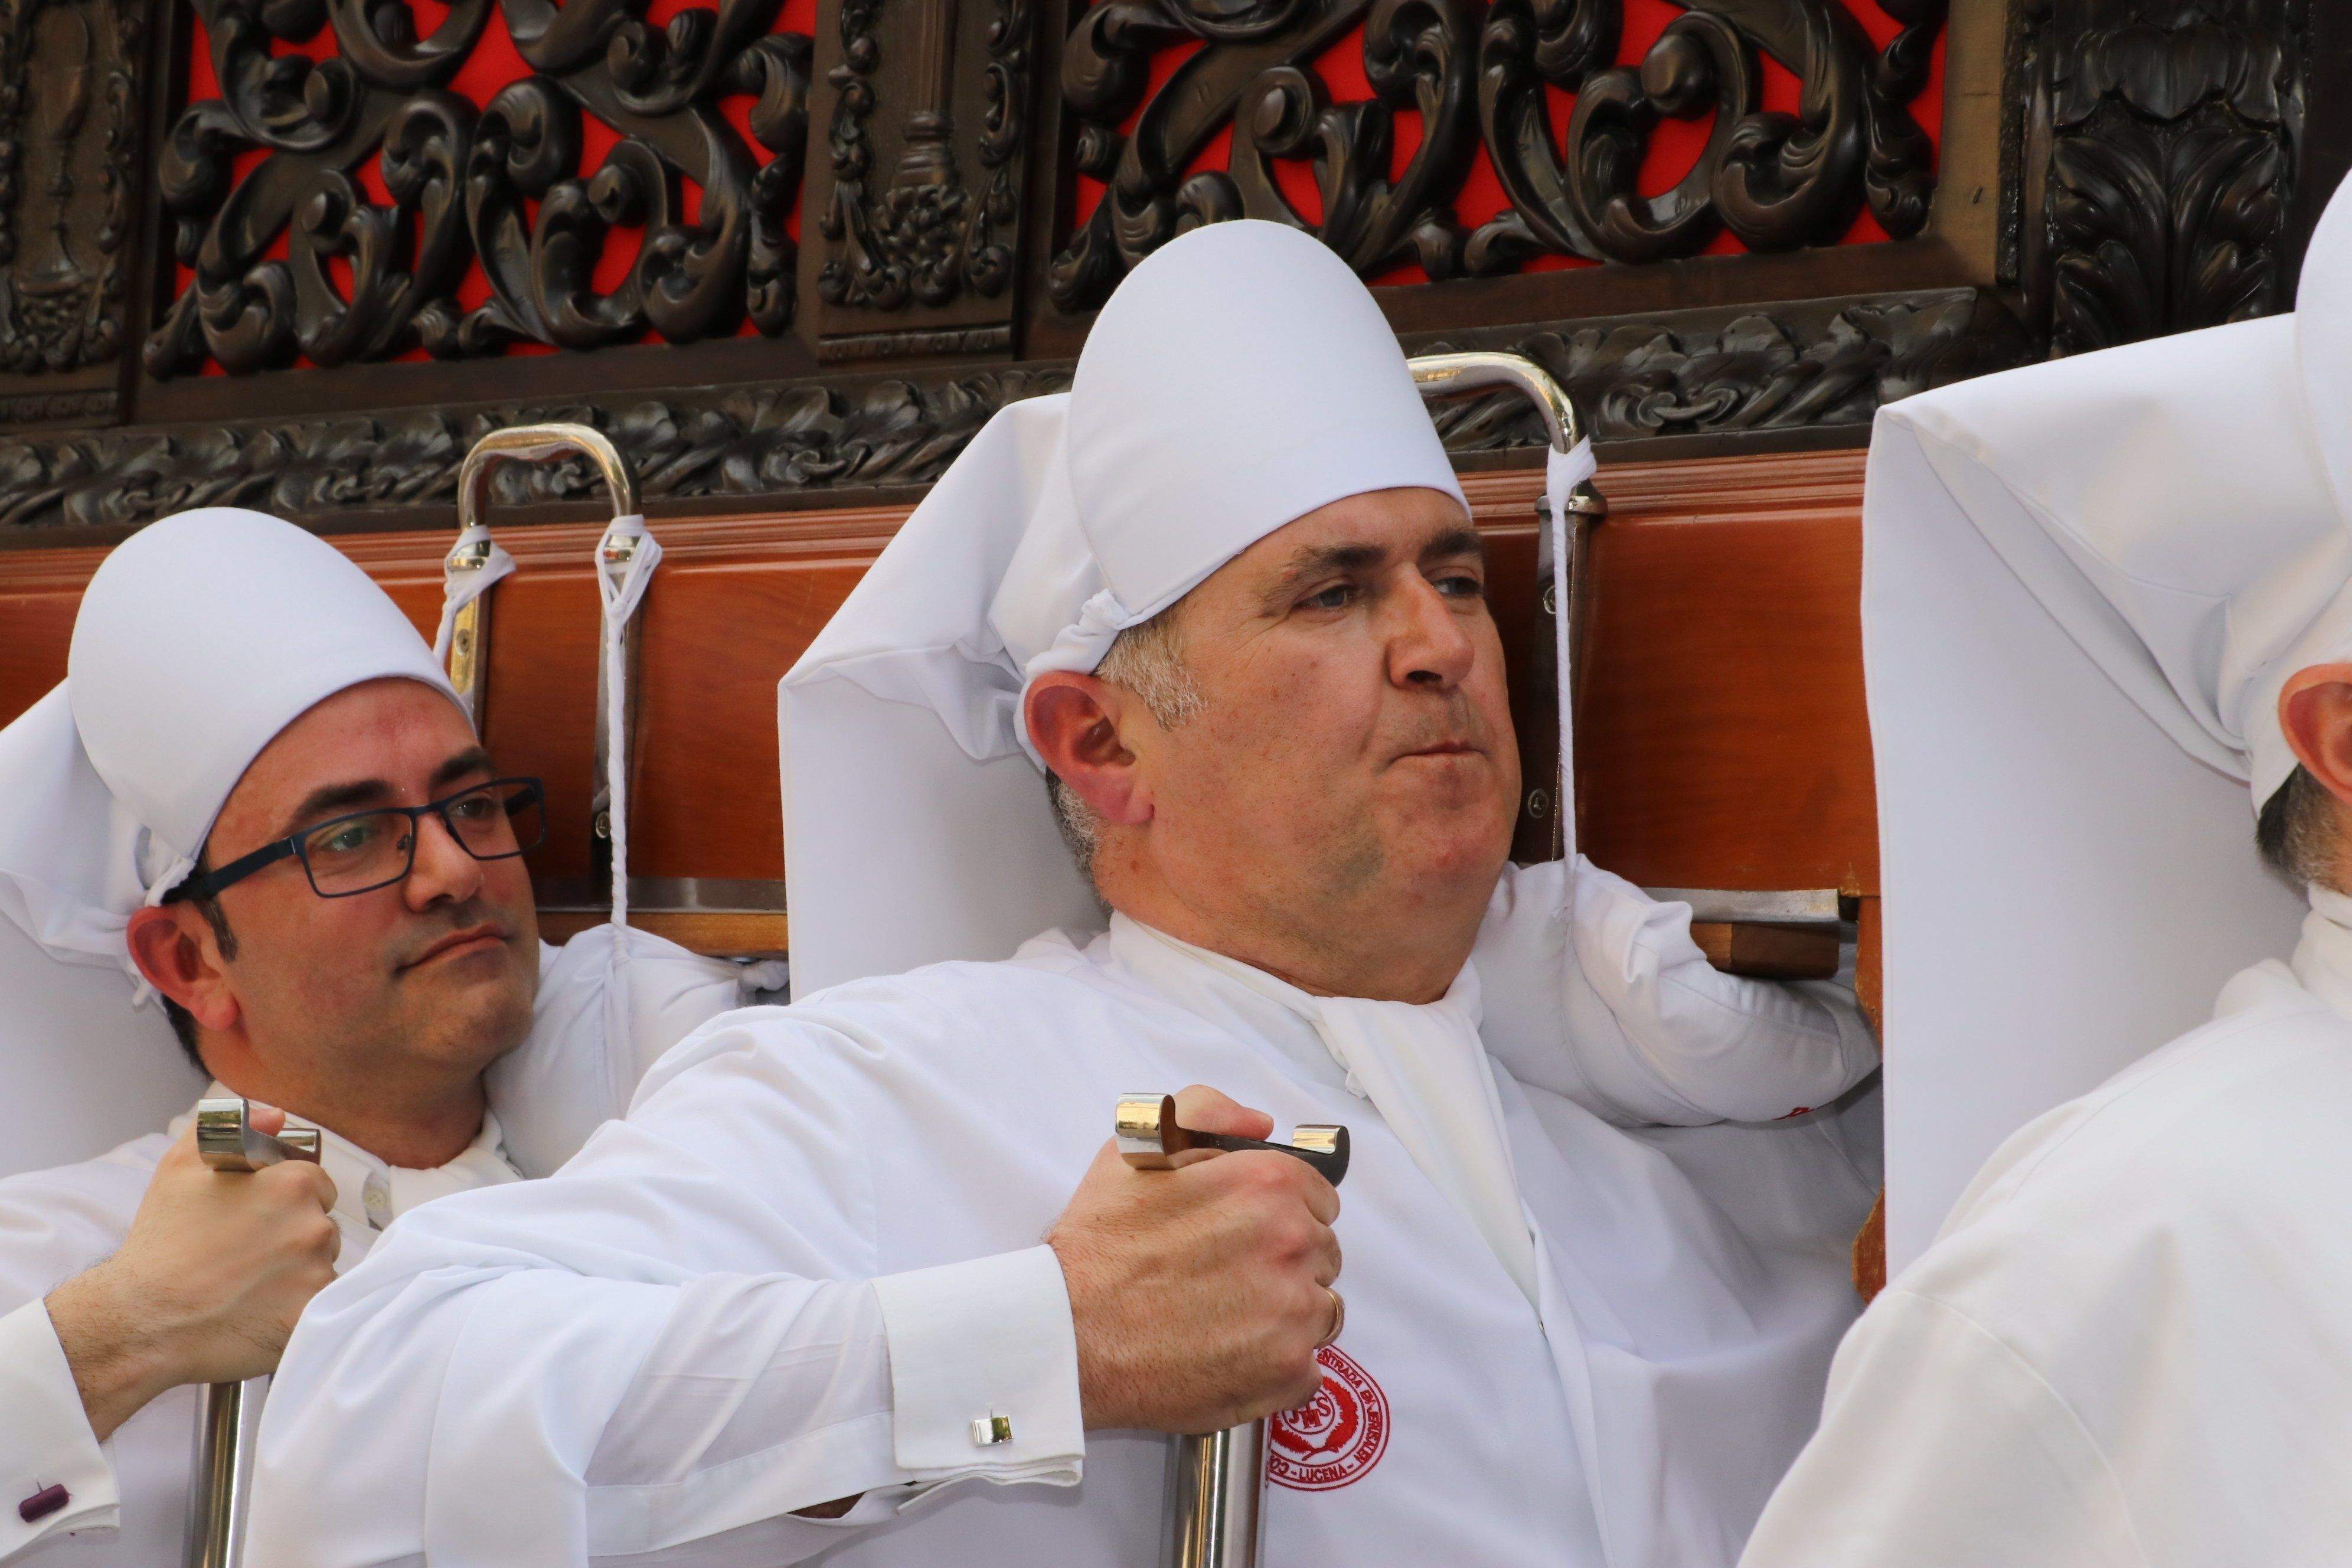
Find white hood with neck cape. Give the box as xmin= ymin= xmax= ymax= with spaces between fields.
xmin=1864 ymin=177 xmax=2352 ymax=1269
xmin=779 ymin=220 xmax=1489 ymax=996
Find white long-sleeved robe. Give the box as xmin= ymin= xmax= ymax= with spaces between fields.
xmin=255 ymin=861 xmax=1880 ymax=1568
xmin=0 ymin=1094 xmax=521 ymax=1565
xmin=0 ymin=1086 xmax=1099 ymax=1562
xmin=1740 ymin=888 xmax=2352 ymax=1568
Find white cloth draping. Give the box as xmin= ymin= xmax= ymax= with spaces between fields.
xmin=1863 ymin=169 xmax=2352 ymax=1265
xmin=1129 ymin=919 xmax=1543 ymax=1304
xmin=1740 ymin=890 xmax=2352 ymax=1568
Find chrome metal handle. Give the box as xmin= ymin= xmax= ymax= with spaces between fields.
xmin=1409 ymin=351 xmax=1605 ymax=521
xmin=1114 ymin=1093 xmax=1349 ymax=1184
xmin=448 ymin=422 xmax=643 ymax=891
xmin=445 ymin=422 xmax=639 ymax=720
xmin=193 ymin=1097 xmax=321 ymax=1173
xmin=455 ymin=423 xmax=639 ymax=526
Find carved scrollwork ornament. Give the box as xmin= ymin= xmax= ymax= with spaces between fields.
xmin=1051 ymin=0 xmax=1943 ymax=307
xmin=816 ymin=0 xmax=1034 ymax=315
xmin=0 ymin=366 xmax=1074 ymax=529
xmin=145 ymin=0 xmax=812 ymax=378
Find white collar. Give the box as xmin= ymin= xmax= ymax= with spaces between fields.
xmin=169 ymin=1087 xmax=522 ymax=1249
xmin=1101 ymin=912 xmax=1537 ymax=1302
xmin=1103 ymin=915 xmax=1358 ymax=1090
xmin=2289 ymin=886 xmax=2352 ymax=1023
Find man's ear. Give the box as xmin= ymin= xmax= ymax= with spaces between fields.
xmin=1025 ymin=672 xmax=1153 ymax=829
xmin=125 ymin=904 xmax=239 ymax=1033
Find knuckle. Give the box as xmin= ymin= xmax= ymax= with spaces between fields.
xmin=1239 ymin=1154 xmax=1292 ymax=1194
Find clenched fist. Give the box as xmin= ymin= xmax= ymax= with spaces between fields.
xmin=46 ymin=1106 xmax=339 ymax=1440
xmin=1048 ymin=1085 xmax=1342 ymax=1435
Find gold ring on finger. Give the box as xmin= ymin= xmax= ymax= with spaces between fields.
xmin=1317 ymin=1288 xmax=1344 ymax=1349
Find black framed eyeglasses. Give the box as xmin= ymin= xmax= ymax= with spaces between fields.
xmin=168 ymin=778 xmax=547 ymax=902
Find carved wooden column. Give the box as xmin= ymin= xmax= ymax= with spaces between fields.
xmin=805 ymin=0 xmax=1039 ymax=360
xmin=0 ymin=0 xmax=146 ymax=430
xmin=2017 ymin=0 xmax=2313 ymax=354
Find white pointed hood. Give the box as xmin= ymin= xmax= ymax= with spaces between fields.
xmin=1866 ymin=174 xmax=2352 ymax=1269
xmin=778 ymin=221 xmax=1470 ymax=995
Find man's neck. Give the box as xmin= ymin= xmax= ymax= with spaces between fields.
xmin=205 ymin=1064 xmax=488 ymax=1170
xmin=1105 ymin=871 xmax=1487 ymax=1004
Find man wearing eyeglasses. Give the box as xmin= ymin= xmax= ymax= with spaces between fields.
xmin=0 ymin=509 xmax=544 ymax=1567
xmin=0 ymin=508 xmax=1351 ymax=1566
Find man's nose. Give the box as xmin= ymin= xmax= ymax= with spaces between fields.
xmin=403 ymin=809 xmax=485 ymax=910
xmin=1387 ymin=576 xmax=1477 ymax=690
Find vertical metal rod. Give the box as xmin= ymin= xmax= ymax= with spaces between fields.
xmin=184 ymin=1377 xmax=265 ymax=1568
xmin=1116 ymin=1096 xmax=1347 ymax=1568
xmin=1163 ymin=1420 xmax=1267 ymax=1568
xmin=184 ymin=1099 xmax=320 ymax=1568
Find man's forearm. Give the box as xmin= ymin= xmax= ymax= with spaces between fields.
xmin=44 ymin=1265 xmax=177 ymax=1442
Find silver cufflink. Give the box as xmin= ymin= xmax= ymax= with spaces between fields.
xmin=970 ymin=1415 xmax=1014 ymax=1446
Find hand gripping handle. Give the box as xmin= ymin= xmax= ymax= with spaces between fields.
xmin=1113 ymin=1093 xmax=1348 ymax=1185
xmin=194 ymin=1097 xmax=321 ymax=1173
xmin=1115 ymin=1094 xmax=1348 ymax=1568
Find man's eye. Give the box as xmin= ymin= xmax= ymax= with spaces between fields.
xmin=1436 ymin=573 xmax=1485 ymax=599
xmin=315 ymin=822 xmax=379 ymax=857
xmin=1303 ymin=583 xmax=1355 ymax=611
xmin=448 ymin=795 xmax=496 ymax=822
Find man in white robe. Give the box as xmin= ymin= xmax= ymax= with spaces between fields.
xmin=255 ymin=218 xmax=1881 ymax=1568
xmin=1736 ymin=172 xmax=2352 ymax=1567
xmin=0 ymin=510 xmax=1340 ymax=1564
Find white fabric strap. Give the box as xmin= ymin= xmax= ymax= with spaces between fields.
xmin=596 ymin=515 xmax=662 ymax=930
xmin=1546 ymin=439 xmax=1596 ymax=874
xmin=432 ymin=524 xmax=519 ymax=676
xmin=1314 ymin=985 xmax=1541 ymax=1304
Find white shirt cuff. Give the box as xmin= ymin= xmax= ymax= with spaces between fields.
xmin=872 ymin=1246 xmax=1084 ymax=1487
xmin=0 ymin=1298 xmax=120 ymax=1552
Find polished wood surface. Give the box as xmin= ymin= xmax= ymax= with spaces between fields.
xmin=0 ymin=448 xmax=1877 ymax=916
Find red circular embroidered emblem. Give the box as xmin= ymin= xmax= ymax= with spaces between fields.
xmin=1268 ymin=1344 xmax=1389 ymax=1491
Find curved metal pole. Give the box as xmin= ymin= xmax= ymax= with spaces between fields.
xmin=449 ymin=423 xmax=641 ymax=883
xmin=1407 ymin=351 xmax=1605 ymax=521
xmin=446 ymin=423 xmax=640 ymax=721
xmin=1410 ymin=351 xmax=1605 ymax=859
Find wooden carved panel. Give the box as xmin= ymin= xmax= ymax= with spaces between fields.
xmin=1051 ymin=0 xmax=1948 ymax=309
xmin=0 ymin=0 xmax=2343 ymax=536
xmin=805 ymin=0 xmax=1040 ymax=358
xmin=0 ymin=363 xmax=1066 ymax=528
xmin=0 ymin=446 xmax=1877 ymax=902
xmin=1417 ymin=286 xmax=2028 ymax=447
xmin=144 ymin=0 xmax=815 ymax=378
xmin=0 ymin=0 xmax=145 ymax=426
xmin=2020 ymin=0 xmax=2308 ymax=352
